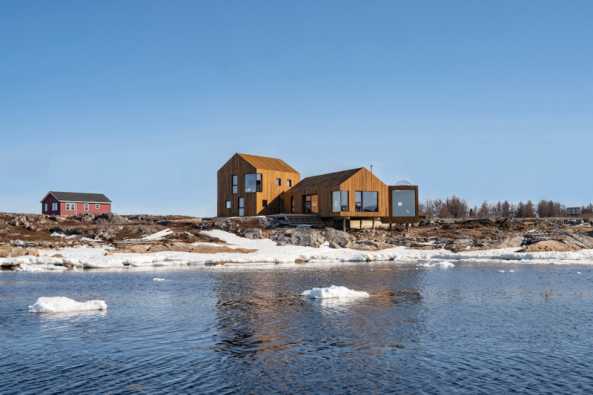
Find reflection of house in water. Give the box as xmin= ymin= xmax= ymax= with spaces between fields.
xmin=210 ymin=266 xmax=426 ymax=371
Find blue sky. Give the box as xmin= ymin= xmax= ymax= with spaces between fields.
xmin=1 ymin=1 xmax=591 ymax=216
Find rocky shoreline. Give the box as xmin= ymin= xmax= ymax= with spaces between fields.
xmin=1 ymin=212 xmax=592 ymax=269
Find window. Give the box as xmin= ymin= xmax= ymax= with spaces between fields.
xmin=232 ymin=175 xmax=238 ymax=194
xmin=238 ymin=197 xmax=244 ymax=216
xmin=262 ymin=200 xmax=268 ymax=207
xmin=392 ymin=190 xmax=416 ymax=217
xmin=332 ymin=191 xmax=349 ymax=212
xmin=287 ymin=179 xmax=292 ymax=187
xmin=65 ymin=203 xmax=75 ymax=211
xmin=84 ymin=204 xmax=89 ymax=211
xmin=291 ymin=197 xmax=294 ymax=213
xmin=225 ymin=201 xmax=231 ymax=209
xmin=245 ymin=174 xmax=262 ymax=193
xmin=95 ymin=204 xmax=101 ymax=209
xmin=276 ymin=178 xmax=281 ymax=186
xmin=355 ymin=191 xmax=378 ymax=212
xmin=52 ymin=203 xmax=57 ymax=211
xmin=44 ymin=203 xmax=48 ymax=212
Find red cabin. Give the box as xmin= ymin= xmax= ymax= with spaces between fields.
xmin=41 ymin=191 xmax=112 ymax=216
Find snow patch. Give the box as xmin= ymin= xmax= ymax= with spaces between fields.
xmin=302 ymin=285 xmax=369 ymax=299
xmin=28 ymin=297 xmax=107 ymax=313
xmin=51 ymin=232 xmax=78 ymax=239
xmin=142 ymin=229 xmax=174 ymax=241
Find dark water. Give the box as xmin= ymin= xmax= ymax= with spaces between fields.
xmin=1 ymin=263 xmax=593 ymax=394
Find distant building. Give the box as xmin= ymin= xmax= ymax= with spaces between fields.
xmin=41 ymin=192 xmax=112 ymax=216
xmin=567 ymin=207 xmax=581 ymax=216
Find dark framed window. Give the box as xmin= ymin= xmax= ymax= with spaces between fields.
xmin=355 ymin=191 xmax=378 ymax=212
xmin=232 ymin=175 xmax=238 ymax=194
xmin=287 ymin=179 xmax=292 ymax=187
xmin=238 ymin=197 xmax=244 ymax=216
xmin=276 ymin=178 xmax=281 ymax=186
xmin=290 ymin=197 xmax=294 ymax=213
xmin=262 ymin=200 xmax=268 ymax=207
xmin=245 ymin=174 xmax=262 ymax=193
xmin=225 ymin=201 xmax=231 ymax=209
xmin=332 ymin=191 xmax=349 ymax=212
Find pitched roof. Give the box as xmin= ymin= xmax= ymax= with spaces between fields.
xmin=237 ymin=153 xmax=298 ymax=173
xmin=287 ymin=168 xmax=363 ymax=192
xmin=42 ymin=192 xmax=112 ymax=203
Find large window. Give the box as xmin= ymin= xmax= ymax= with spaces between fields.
xmin=65 ymin=203 xmax=75 ymax=211
xmin=232 ymin=175 xmax=238 ymax=194
xmin=52 ymin=203 xmax=57 ymax=211
xmin=245 ymin=174 xmax=262 ymax=193
xmin=355 ymin=191 xmax=378 ymax=212
xmin=392 ymin=190 xmax=416 ymax=217
xmin=238 ymin=197 xmax=244 ymax=216
xmin=332 ymin=191 xmax=349 ymax=212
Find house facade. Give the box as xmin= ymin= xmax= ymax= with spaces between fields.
xmin=217 ymin=153 xmax=419 ymax=225
xmin=217 ymin=153 xmax=300 ymax=217
xmin=280 ymin=168 xmax=389 ymax=219
xmin=41 ymin=192 xmax=112 ymax=216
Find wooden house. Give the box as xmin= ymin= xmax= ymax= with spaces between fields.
xmin=217 ymin=153 xmax=300 ymax=217
xmin=41 ymin=192 xmax=112 ymax=216
xmin=280 ymin=167 xmax=389 ymax=219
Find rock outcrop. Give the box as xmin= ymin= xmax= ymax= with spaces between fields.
xmin=271 ymin=228 xmax=326 ymax=248
xmin=325 ymin=228 xmax=354 ymax=248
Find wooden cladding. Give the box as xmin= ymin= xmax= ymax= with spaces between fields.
xmin=281 ymin=168 xmax=388 ymax=218
xmin=217 ymin=154 xmax=300 ymax=217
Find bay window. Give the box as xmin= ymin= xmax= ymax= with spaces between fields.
xmin=245 ymin=174 xmax=262 ymax=193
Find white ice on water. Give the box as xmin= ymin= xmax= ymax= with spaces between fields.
xmin=302 ymin=285 xmax=369 ymax=299
xmin=28 ymin=297 xmax=107 ymax=313
xmin=153 ymin=278 xmax=166 ymax=281
xmin=3 ymin=229 xmax=593 ymax=271
xmin=418 ymin=261 xmax=455 ymax=268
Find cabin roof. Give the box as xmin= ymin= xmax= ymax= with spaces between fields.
xmin=237 ymin=153 xmax=298 ymax=173
xmin=41 ymin=192 xmax=112 ymax=204
xmin=287 ymin=168 xmax=363 ymax=192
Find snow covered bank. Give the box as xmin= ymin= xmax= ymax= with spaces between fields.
xmin=28 ymin=297 xmax=107 ymax=313
xmin=2 ymin=229 xmax=593 ymax=272
xmin=302 ymin=285 xmax=369 ymax=299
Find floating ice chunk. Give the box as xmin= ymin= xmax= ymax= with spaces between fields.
xmin=302 ymin=285 xmax=369 ymax=299
xmin=509 ymin=270 xmax=515 ymax=273
xmin=153 ymin=278 xmax=166 ymax=281
xmin=417 ymin=261 xmax=455 ymax=268
xmin=29 ymin=297 xmax=107 ymax=313
xmin=577 ymin=272 xmax=582 ymax=274
xmin=16 ymin=264 xmax=68 ymax=272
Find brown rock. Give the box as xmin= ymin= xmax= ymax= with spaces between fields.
xmin=520 ymin=240 xmax=575 ymax=253
xmin=52 ymin=254 xmax=64 ymax=258
xmin=104 ymin=251 xmax=114 ymax=256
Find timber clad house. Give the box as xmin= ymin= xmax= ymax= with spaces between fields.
xmin=41 ymin=192 xmax=112 ymax=216
xmin=218 ymin=153 xmax=419 ymax=228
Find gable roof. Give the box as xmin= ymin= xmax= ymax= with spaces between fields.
xmin=41 ymin=192 xmax=112 ymax=204
xmin=237 ymin=153 xmax=298 ymax=173
xmin=287 ymin=168 xmax=363 ymax=192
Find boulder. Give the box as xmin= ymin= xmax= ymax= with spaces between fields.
xmin=244 ymin=229 xmax=263 ymax=239
xmin=325 ymin=228 xmax=354 ymax=248
xmin=271 ymin=228 xmax=326 ymax=248
xmin=520 ymin=240 xmax=573 ymax=252
xmin=214 ymin=219 xmax=234 ymax=228
xmin=328 ymin=241 xmax=340 ymax=249
xmin=350 ymin=240 xmax=393 ymax=251
xmin=93 ymin=213 xmax=129 ymax=225
xmin=72 ymin=213 xmax=96 ymax=223
xmin=489 ymin=236 xmax=524 ymax=249
xmin=259 ymin=218 xmax=282 ymax=229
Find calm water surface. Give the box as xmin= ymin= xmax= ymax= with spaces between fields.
xmin=1 ymin=262 xmax=593 ymax=394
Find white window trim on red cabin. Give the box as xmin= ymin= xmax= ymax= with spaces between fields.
xmin=95 ymin=204 xmax=101 ymax=209
xmin=84 ymin=204 xmax=89 ymax=211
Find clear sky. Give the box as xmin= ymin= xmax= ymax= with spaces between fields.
xmin=1 ymin=1 xmax=591 ymax=216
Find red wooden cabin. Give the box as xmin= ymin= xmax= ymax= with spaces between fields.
xmin=41 ymin=191 xmax=112 ymax=216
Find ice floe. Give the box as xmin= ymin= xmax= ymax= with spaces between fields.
xmin=28 ymin=297 xmax=107 ymax=313
xmin=302 ymin=285 xmax=369 ymax=299
xmin=418 ymin=261 xmax=455 ymax=268
xmin=153 ymin=278 xmax=166 ymax=281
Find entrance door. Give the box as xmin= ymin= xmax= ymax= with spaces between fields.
xmin=303 ymin=195 xmax=318 ymax=214
xmin=238 ymin=197 xmax=244 ymax=216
